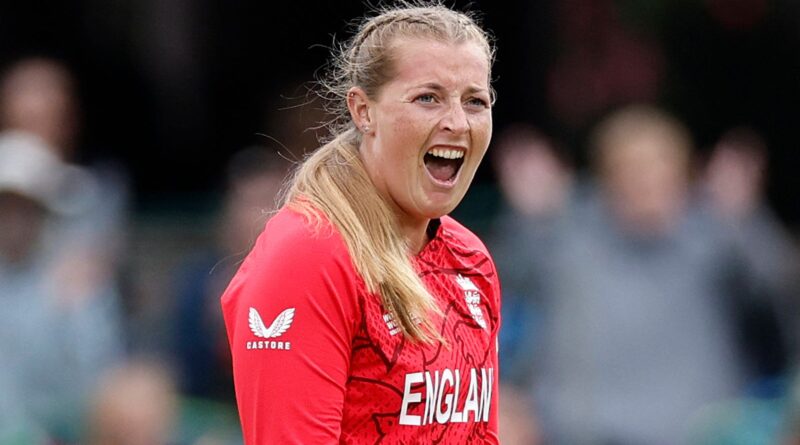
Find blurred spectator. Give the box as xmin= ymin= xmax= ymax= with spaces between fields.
xmin=487 ymin=124 xmax=572 ymax=445
xmin=84 ymin=357 xmax=242 ymax=445
xmin=86 ymin=359 xmax=179 ymax=445
xmin=171 ymin=147 xmax=290 ymax=401
xmin=704 ymin=128 xmax=799 ymax=370
xmin=498 ymin=105 xmax=794 ymax=444
xmin=704 ymin=128 xmax=769 ymax=222
xmin=493 ymin=124 xmax=573 ymax=220
xmin=0 ymin=57 xmax=80 ymax=157
xmin=0 ymin=60 xmax=131 ymax=437
xmin=487 ymin=124 xmax=572 ymax=386
xmin=0 ymin=57 xmax=130 ymax=305
xmin=0 ymin=132 xmax=123 ymax=441
xmin=499 ymin=387 xmax=542 ymax=445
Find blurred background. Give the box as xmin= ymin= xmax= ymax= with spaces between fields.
xmin=0 ymin=0 xmax=798 ymax=444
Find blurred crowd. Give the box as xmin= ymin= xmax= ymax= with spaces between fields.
xmin=0 ymin=49 xmax=798 ymax=445
xmin=0 ymin=57 xmax=277 ymax=444
xmin=490 ymin=110 xmax=800 ymax=444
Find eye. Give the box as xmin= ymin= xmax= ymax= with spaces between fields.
xmin=415 ymin=93 xmax=437 ymax=104
xmin=466 ymin=96 xmax=489 ymax=109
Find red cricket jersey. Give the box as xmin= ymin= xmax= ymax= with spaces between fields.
xmin=221 ymin=206 xmax=501 ymax=444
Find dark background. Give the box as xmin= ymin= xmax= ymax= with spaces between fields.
xmin=1 ymin=0 xmax=798 ymax=225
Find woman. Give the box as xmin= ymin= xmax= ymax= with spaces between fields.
xmin=221 ymin=3 xmax=500 ymax=443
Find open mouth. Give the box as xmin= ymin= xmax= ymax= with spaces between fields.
xmin=424 ymin=147 xmax=465 ymax=185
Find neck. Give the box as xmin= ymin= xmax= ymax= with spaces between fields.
xmin=397 ymin=215 xmax=430 ymax=255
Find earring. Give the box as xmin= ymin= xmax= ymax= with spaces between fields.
xmin=363 ymin=125 xmax=371 ymax=133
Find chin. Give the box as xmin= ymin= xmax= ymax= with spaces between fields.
xmin=423 ymin=201 xmax=460 ymax=219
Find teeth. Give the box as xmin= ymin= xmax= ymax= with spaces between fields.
xmin=427 ymin=148 xmax=465 ymax=159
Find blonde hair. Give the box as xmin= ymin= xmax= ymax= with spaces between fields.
xmin=285 ymin=2 xmax=494 ymax=342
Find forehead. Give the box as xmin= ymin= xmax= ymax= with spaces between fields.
xmin=386 ymin=38 xmax=490 ymax=89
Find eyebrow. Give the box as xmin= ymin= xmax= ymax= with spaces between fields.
xmin=413 ymin=82 xmax=489 ymax=95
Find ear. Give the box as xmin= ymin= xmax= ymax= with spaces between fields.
xmin=347 ymin=87 xmax=373 ymax=134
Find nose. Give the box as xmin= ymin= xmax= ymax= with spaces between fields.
xmin=439 ymin=100 xmax=469 ymax=135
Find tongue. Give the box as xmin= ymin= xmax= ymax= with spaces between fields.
xmin=424 ymin=155 xmax=458 ymax=182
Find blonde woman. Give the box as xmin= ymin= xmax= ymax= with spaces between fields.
xmin=221 ymin=3 xmax=500 ymax=443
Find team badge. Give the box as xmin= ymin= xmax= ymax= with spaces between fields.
xmin=456 ymin=275 xmax=487 ymax=329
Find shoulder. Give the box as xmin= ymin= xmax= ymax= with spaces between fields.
xmin=438 ymin=216 xmax=499 ymax=285
xmin=221 ymin=206 xmax=364 ymax=342
xmin=438 ymin=215 xmax=492 ymax=257
xmin=248 ymin=207 xmax=354 ymax=271
xmin=438 ymin=216 xmax=502 ymax=331
xmin=221 ymin=206 xmax=361 ymax=307
xmin=262 ymin=206 xmax=346 ymax=251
